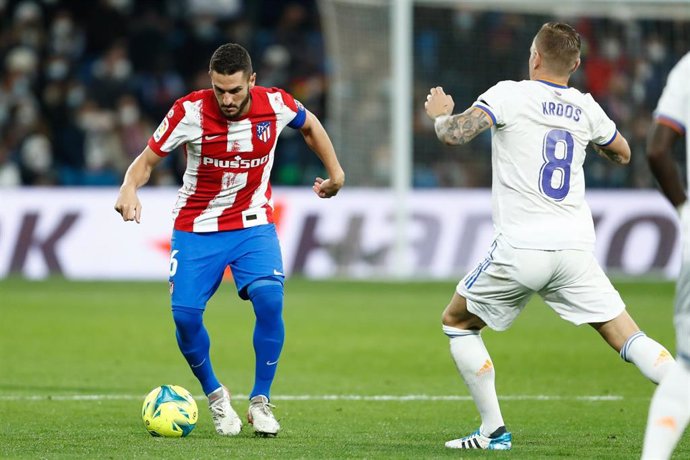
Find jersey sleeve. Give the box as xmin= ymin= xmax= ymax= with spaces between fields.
xmin=147 ymin=99 xmax=194 ymax=157
xmin=654 ymin=55 xmax=689 ymax=135
xmin=472 ymin=81 xmax=514 ymax=128
xmin=586 ymin=95 xmax=618 ymax=146
xmin=272 ymin=88 xmax=307 ymax=129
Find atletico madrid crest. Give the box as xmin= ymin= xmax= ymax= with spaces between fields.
xmin=256 ymin=121 xmax=271 ymax=143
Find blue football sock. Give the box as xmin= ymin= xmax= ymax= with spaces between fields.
xmin=172 ymin=305 xmax=221 ymax=395
xmin=247 ymin=280 xmax=285 ymax=400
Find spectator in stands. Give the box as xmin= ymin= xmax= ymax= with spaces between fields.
xmin=0 ymin=1 xmax=687 ymax=188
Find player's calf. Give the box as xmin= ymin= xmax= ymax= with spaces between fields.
xmin=620 ymin=331 xmax=674 ymax=383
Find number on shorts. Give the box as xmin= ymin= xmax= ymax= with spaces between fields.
xmin=169 ymin=249 xmax=179 ymax=277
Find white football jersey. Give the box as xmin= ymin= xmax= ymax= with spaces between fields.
xmin=473 ymin=79 xmax=617 ymax=250
xmin=654 ymin=52 xmax=690 ymax=187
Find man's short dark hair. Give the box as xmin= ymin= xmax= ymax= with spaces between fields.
xmin=209 ymin=43 xmax=253 ymax=76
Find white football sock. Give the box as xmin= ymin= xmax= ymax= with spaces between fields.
xmin=443 ymin=325 xmax=505 ymax=437
xmin=641 ymin=361 xmax=690 ymax=460
xmin=620 ymin=331 xmax=674 ymax=383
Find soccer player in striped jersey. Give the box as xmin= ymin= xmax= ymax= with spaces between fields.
xmin=642 ymin=51 xmax=690 ymax=460
xmin=115 ymin=43 xmax=344 ymax=437
xmin=424 ymin=22 xmax=674 ymax=450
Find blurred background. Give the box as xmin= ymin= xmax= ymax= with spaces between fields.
xmin=1 ymin=0 xmax=689 ymax=280
xmin=2 ymin=0 xmax=688 ymax=189
xmin=0 ymin=0 xmax=329 ymax=187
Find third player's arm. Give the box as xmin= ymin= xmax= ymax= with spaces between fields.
xmin=433 ymin=107 xmax=493 ymax=146
xmin=593 ymin=131 xmax=631 ymax=165
xmin=646 ymin=123 xmax=686 ymax=208
xmin=300 ymin=110 xmax=345 ymax=198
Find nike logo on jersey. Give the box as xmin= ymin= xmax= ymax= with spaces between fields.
xmin=273 ymin=269 xmax=284 ymax=276
xmin=204 ymin=134 xmax=221 ymax=140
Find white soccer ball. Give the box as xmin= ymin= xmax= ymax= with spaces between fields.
xmin=141 ymin=384 xmax=198 ymax=437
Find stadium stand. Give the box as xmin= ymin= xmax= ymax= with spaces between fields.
xmin=0 ymin=0 xmax=687 ymax=188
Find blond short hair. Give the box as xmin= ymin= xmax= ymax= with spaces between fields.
xmin=534 ymin=22 xmax=581 ymax=75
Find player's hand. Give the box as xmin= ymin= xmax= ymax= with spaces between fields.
xmin=425 ymin=86 xmax=455 ymax=120
xmin=114 ymin=189 xmax=142 ymax=223
xmin=313 ymin=176 xmax=342 ymax=199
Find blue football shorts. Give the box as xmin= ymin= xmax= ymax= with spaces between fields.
xmin=168 ymin=224 xmax=284 ymax=309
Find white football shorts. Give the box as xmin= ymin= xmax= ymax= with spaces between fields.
xmin=457 ymin=235 xmax=626 ymax=331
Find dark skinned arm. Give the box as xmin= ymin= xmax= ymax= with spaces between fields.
xmin=646 ymin=123 xmax=686 ymax=209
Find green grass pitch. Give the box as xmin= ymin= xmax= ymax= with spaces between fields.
xmin=0 ymin=278 xmax=687 ymax=459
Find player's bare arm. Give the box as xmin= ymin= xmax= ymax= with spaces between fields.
xmin=434 ymin=107 xmax=493 ymax=146
xmin=299 ymin=110 xmax=345 ymax=198
xmin=425 ymin=87 xmax=492 ymax=145
xmin=114 ymin=146 xmax=165 ymax=223
xmin=592 ymin=131 xmax=631 ymax=165
xmin=647 ymin=122 xmax=686 ymax=209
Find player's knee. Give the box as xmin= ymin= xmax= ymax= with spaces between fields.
xmin=248 ymin=280 xmax=284 ymax=319
xmin=172 ymin=305 xmax=204 ymax=338
xmin=441 ymin=307 xmax=458 ymax=327
xmin=442 ymin=300 xmax=484 ymax=330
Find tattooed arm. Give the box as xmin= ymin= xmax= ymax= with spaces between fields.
xmin=592 ymin=131 xmax=631 ymax=165
xmin=424 ymin=86 xmax=493 ymax=145
xmin=433 ymin=108 xmax=493 ymax=145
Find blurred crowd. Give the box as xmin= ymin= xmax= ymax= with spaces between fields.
xmin=0 ymin=0 xmax=688 ymax=189
xmin=412 ymin=10 xmax=689 ymax=188
xmin=0 ymin=0 xmax=326 ymax=186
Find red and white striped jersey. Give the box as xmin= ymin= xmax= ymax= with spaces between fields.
xmin=148 ymin=86 xmax=306 ymax=232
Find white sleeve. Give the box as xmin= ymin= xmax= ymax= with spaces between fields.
xmin=655 ymin=53 xmax=690 ymax=134
xmin=472 ymin=81 xmax=514 ymax=128
xmin=586 ymin=95 xmax=617 ymax=146
xmin=148 ymin=99 xmax=200 ymax=155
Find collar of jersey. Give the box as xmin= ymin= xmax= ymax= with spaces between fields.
xmin=536 ymin=79 xmax=569 ymax=89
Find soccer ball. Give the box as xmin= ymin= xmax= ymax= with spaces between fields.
xmin=141 ymin=385 xmax=198 ymax=437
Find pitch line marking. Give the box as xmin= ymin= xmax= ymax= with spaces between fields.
xmin=0 ymin=394 xmax=623 ymax=402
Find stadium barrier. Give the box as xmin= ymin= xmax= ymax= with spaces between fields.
xmin=0 ymin=188 xmax=680 ymax=280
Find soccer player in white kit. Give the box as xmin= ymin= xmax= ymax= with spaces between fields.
xmin=425 ymin=22 xmax=675 ymax=450
xmin=642 ymin=51 xmax=690 ymax=460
